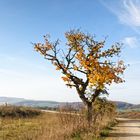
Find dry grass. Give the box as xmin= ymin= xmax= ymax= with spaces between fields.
xmin=118 ymin=110 xmax=140 ymax=119
xmin=32 ymin=111 xmax=110 ymax=140
xmin=0 ymin=111 xmax=115 ymax=140
xmin=0 ymin=105 xmax=41 ymax=118
xmin=0 ymin=101 xmax=116 ymax=140
xmin=0 ymin=115 xmax=42 ymax=140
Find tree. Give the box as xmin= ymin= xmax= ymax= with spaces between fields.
xmin=34 ymin=29 xmax=126 ymax=126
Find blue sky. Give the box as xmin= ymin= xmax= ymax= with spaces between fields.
xmin=0 ymin=0 xmax=140 ymax=104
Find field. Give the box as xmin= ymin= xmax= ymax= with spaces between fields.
xmin=118 ymin=110 xmax=140 ymax=119
xmin=0 ymin=112 xmax=111 ymax=140
xmin=0 ymin=103 xmax=117 ymax=140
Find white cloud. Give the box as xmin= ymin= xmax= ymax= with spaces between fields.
xmin=119 ymin=0 xmax=140 ymax=27
xmin=122 ymin=36 xmax=140 ymax=48
xmin=100 ymin=0 xmax=140 ymax=29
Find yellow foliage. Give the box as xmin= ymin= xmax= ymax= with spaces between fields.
xmin=61 ymin=76 xmax=69 ymax=82
xmin=73 ymin=65 xmax=78 ymax=70
xmin=56 ymin=66 xmax=60 ymax=70
xmin=34 ymin=29 xmax=126 ymax=90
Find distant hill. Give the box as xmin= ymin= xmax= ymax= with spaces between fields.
xmin=0 ymin=97 xmax=83 ymax=110
xmin=129 ymin=104 xmax=140 ymax=111
xmin=0 ymin=97 xmax=60 ymax=107
xmin=0 ymin=96 xmax=139 ymax=111
xmin=15 ymin=100 xmax=61 ymax=108
xmin=113 ymin=101 xmax=134 ymax=110
xmin=0 ymin=97 xmax=25 ymax=104
xmin=14 ymin=100 xmax=83 ymax=110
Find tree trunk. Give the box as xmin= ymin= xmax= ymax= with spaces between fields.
xmin=87 ymin=102 xmax=93 ymax=127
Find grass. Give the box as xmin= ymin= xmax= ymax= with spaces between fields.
xmin=100 ymin=129 xmax=109 ymax=137
xmin=118 ymin=110 xmax=140 ymax=119
xmin=0 ymin=111 xmax=115 ymax=140
xmin=0 ymin=103 xmax=116 ymax=140
xmin=0 ymin=105 xmax=41 ymax=118
xmin=0 ymin=116 xmax=42 ymax=140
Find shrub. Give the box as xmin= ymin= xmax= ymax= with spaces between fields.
xmin=0 ymin=105 xmax=42 ymax=118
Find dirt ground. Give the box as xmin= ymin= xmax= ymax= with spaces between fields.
xmin=106 ymin=118 xmax=140 ymax=140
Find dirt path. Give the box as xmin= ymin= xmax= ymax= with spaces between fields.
xmin=106 ymin=118 xmax=140 ymax=140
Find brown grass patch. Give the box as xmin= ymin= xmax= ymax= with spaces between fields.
xmin=0 ymin=105 xmax=41 ymax=118
xmin=118 ymin=111 xmax=140 ymax=119
xmin=0 ymin=100 xmax=116 ymax=140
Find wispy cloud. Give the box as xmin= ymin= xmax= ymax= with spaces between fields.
xmin=122 ymin=36 xmax=140 ymax=48
xmin=118 ymin=0 xmax=140 ymax=27
xmin=100 ymin=0 xmax=140 ymax=31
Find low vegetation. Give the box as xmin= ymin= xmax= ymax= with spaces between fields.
xmin=118 ymin=110 xmax=140 ymax=119
xmin=0 ymin=98 xmax=117 ymax=140
xmin=0 ymin=105 xmax=41 ymax=118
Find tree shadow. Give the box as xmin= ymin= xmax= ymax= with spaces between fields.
xmin=116 ymin=125 xmax=140 ymax=128
xmin=119 ymin=120 xmax=140 ymax=123
xmin=109 ymin=132 xmax=140 ymax=137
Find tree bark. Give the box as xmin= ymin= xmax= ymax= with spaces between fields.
xmin=87 ymin=102 xmax=93 ymax=127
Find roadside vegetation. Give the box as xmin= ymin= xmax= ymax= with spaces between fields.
xmin=118 ymin=110 xmax=140 ymax=119
xmin=0 ymin=105 xmax=41 ymax=118
xmin=0 ymin=98 xmax=117 ymax=140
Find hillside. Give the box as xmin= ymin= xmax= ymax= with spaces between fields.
xmin=0 ymin=97 xmax=25 ymax=104
xmin=113 ymin=101 xmax=134 ymax=110
xmin=0 ymin=96 xmax=139 ymax=110
xmin=15 ymin=100 xmax=60 ymax=108
xmin=129 ymin=104 xmax=140 ymax=110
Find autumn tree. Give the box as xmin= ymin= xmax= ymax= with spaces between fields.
xmin=34 ymin=29 xmax=126 ymax=126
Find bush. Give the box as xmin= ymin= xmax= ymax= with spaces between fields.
xmin=0 ymin=105 xmax=42 ymax=118
xmin=56 ymin=98 xmax=117 ymax=139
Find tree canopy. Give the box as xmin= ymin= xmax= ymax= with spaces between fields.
xmin=34 ymin=29 xmax=126 ymax=105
